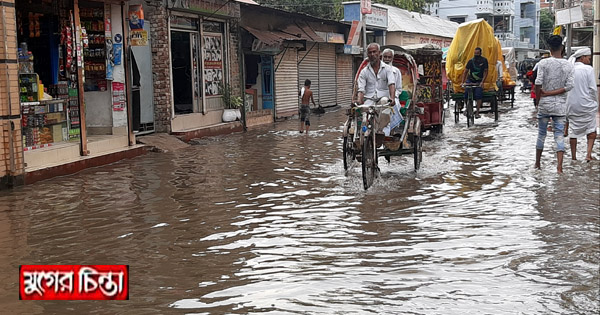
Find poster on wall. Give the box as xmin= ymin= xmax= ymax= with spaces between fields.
xmin=128 ymin=5 xmax=144 ymax=30
xmin=203 ymin=34 xmax=223 ymax=96
xmin=112 ymin=82 xmax=125 ymax=111
xmin=130 ymin=30 xmax=148 ymax=46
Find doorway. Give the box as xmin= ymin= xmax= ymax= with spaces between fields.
xmin=261 ymin=56 xmax=273 ymax=109
xmin=171 ymin=30 xmax=194 ymax=114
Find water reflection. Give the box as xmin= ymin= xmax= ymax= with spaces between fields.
xmin=0 ymin=92 xmax=598 ymax=314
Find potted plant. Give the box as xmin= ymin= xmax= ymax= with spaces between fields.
xmin=219 ymin=83 xmax=243 ymax=122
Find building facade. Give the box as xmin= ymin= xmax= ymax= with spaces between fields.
xmin=426 ymin=0 xmax=540 ymax=49
xmin=2 ymin=0 xmax=155 ymax=189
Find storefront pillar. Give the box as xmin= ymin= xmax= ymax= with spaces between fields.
xmin=0 ymin=0 xmax=25 ymax=188
xmin=73 ymin=0 xmax=88 ymax=156
xmin=121 ymin=2 xmax=134 ymax=146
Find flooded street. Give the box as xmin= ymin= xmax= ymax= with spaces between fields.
xmin=1 ymin=91 xmax=598 ymax=314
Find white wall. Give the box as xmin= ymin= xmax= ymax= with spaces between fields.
xmin=111 ymin=3 xmax=127 ymax=128
xmin=437 ymin=0 xmax=479 ymax=23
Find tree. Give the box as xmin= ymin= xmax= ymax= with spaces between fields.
xmin=256 ymin=0 xmax=438 ymax=20
xmin=539 ymin=8 xmax=555 ymax=50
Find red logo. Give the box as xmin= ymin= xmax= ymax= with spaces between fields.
xmin=19 ymin=265 xmax=129 ymax=300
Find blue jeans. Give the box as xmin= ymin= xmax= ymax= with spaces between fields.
xmin=536 ymin=113 xmax=566 ymax=152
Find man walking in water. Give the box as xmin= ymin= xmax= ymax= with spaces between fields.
xmin=566 ymin=48 xmax=597 ymax=161
xmin=534 ymin=35 xmax=574 ymax=173
xmin=299 ymin=79 xmax=316 ymax=133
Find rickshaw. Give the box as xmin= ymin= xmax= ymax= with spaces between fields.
xmin=401 ymin=44 xmax=445 ymax=134
xmin=446 ymin=19 xmax=499 ymax=127
xmin=343 ymin=51 xmax=423 ymax=190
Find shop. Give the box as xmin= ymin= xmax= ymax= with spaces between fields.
xmin=297 ymin=34 xmax=350 ymax=110
xmin=15 ymin=0 xmax=134 ymax=171
xmin=164 ymin=0 xmax=242 ymax=132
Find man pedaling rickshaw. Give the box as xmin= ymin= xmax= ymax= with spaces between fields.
xmin=355 ymin=43 xmax=403 ymax=136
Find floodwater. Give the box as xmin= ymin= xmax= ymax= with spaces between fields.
xmin=0 ymin=91 xmax=598 ymax=314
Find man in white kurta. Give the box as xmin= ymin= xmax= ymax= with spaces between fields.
xmin=566 ymin=48 xmax=598 ymax=161
xmin=382 ymin=48 xmax=403 ymax=135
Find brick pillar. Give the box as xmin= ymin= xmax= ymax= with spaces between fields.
xmin=0 ymin=1 xmax=25 ymax=189
xmin=229 ymin=17 xmax=242 ymax=98
xmin=147 ymin=1 xmax=172 ymax=133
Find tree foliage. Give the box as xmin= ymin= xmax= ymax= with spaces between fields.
xmin=539 ymin=9 xmax=555 ymax=50
xmin=256 ymin=0 xmax=438 ymax=20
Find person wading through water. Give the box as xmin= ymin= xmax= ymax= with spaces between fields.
xmin=299 ymin=79 xmax=316 ymax=133
xmin=534 ymin=35 xmax=574 ymax=173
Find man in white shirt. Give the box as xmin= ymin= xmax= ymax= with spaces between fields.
xmin=357 ymin=43 xmax=396 ymax=106
xmin=566 ymin=48 xmax=597 ymax=161
xmin=534 ymin=35 xmax=575 ymax=173
xmin=496 ymin=56 xmax=504 ymax=100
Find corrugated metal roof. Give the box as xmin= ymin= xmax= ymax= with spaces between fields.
xmin=243 ymin=22 xmax=325 ymax=45
xmin=235 ymin=0 xmax=258 ymax=4
xmin=378 ymin=4 xmax=459 ymax=39
xmin=243 ymin=26 xmax=286 ymax=45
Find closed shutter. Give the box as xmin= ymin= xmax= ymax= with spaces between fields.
xmin=274 ymin=48 xmax=298 ymax=118
xmin=298 ymin=43 xmax=319 ymax=105
xmin=336 ymin=54 xmax=353 ymax=107
xmin=318 ymin=43 xmax=336 ymax=107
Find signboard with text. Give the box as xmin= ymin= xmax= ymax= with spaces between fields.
xmin=343 ymin=3 xmax=388 ymax=29
xmin=361 ymin=0 xmax=372 ymax=14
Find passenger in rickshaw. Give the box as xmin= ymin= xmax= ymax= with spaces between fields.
xmin=382 ymin=48 xmax=404 ymax=135
xmin=356 ymin=43 xmax=397 ymax=134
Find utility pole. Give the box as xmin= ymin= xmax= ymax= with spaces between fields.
xmin=594 ymin=0 xmax=599 ymax=87
xmin=361 ymin=0 xmax=371 ymax=59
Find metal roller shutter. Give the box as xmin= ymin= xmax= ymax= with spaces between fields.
xmin=336 ymin=54 xmax=353 ymax=107
xmin=298 ymin=43 xmax=320 ymax=105
xmin=318 ymin=43 xmax=337 ymax=107
xmin=274 ymin=48 xmax=299 ymax=118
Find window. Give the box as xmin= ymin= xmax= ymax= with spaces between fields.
xmin=449 ymin=16 xmax=466 ymax=24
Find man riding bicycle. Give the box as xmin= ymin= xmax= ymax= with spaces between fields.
xmin=461 ymin=47 xmax=488 ymax=118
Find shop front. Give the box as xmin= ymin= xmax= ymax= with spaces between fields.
xmin=15 ymin=0 xmax=135 ymax=172
xmin=165 ymin=0 xmax=242 ymax=133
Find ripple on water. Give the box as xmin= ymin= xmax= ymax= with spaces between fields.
xmin=0 ymin=92 xmax=598 ymax=314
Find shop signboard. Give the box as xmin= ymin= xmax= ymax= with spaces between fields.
xmin=364 ymin=6 xmax=387 ymax=28
xmin=130 ymin=30 xmax=148 ymax=46
xmin=361 ymin=0 xmax=372 ymax=14
xmin=555 ymin=6 xmax=583 ymax=26
xmin=326 ymin=33 xmax=345 ymax=44
xmin=167 ymin=0 xmax=239 ymax=18
xmin=343 ymin=3 xmax=388 ymax=29
xmin=346 ymin=20 xmax=362 ymax=46
xmin=344 ymin=44 xmax=360 ymax=55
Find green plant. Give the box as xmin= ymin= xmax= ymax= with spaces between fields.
xmin=219 ymin=83 xmax=243 ymax=109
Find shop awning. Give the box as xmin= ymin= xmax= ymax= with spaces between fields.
xmin=242 ymin=22 xmax=325 ymax=45
xmin=243 ymin=26 xmax=286 ymax=45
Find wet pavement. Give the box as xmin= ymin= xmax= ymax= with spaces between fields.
xmin=0 ymin=91 xmax=598 ymax=314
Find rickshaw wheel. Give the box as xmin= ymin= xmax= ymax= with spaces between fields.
xmin=361 ymin=134 xmax=376 ymax=190
xmin=466 ymin=98 xmax=474 ymax=127
xmin=343 ymin=135 xmax=354 ymax=171
xmin=413 ymin=132 xmax=422 ymax=171
xmin=493 ymin=98 xmax=499 ymax=121
xmin=454 ymin=100 xmax=462 ymax=123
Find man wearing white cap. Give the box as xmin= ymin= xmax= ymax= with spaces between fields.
xmin=566 ymin=47 xmax=597 ymax=161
